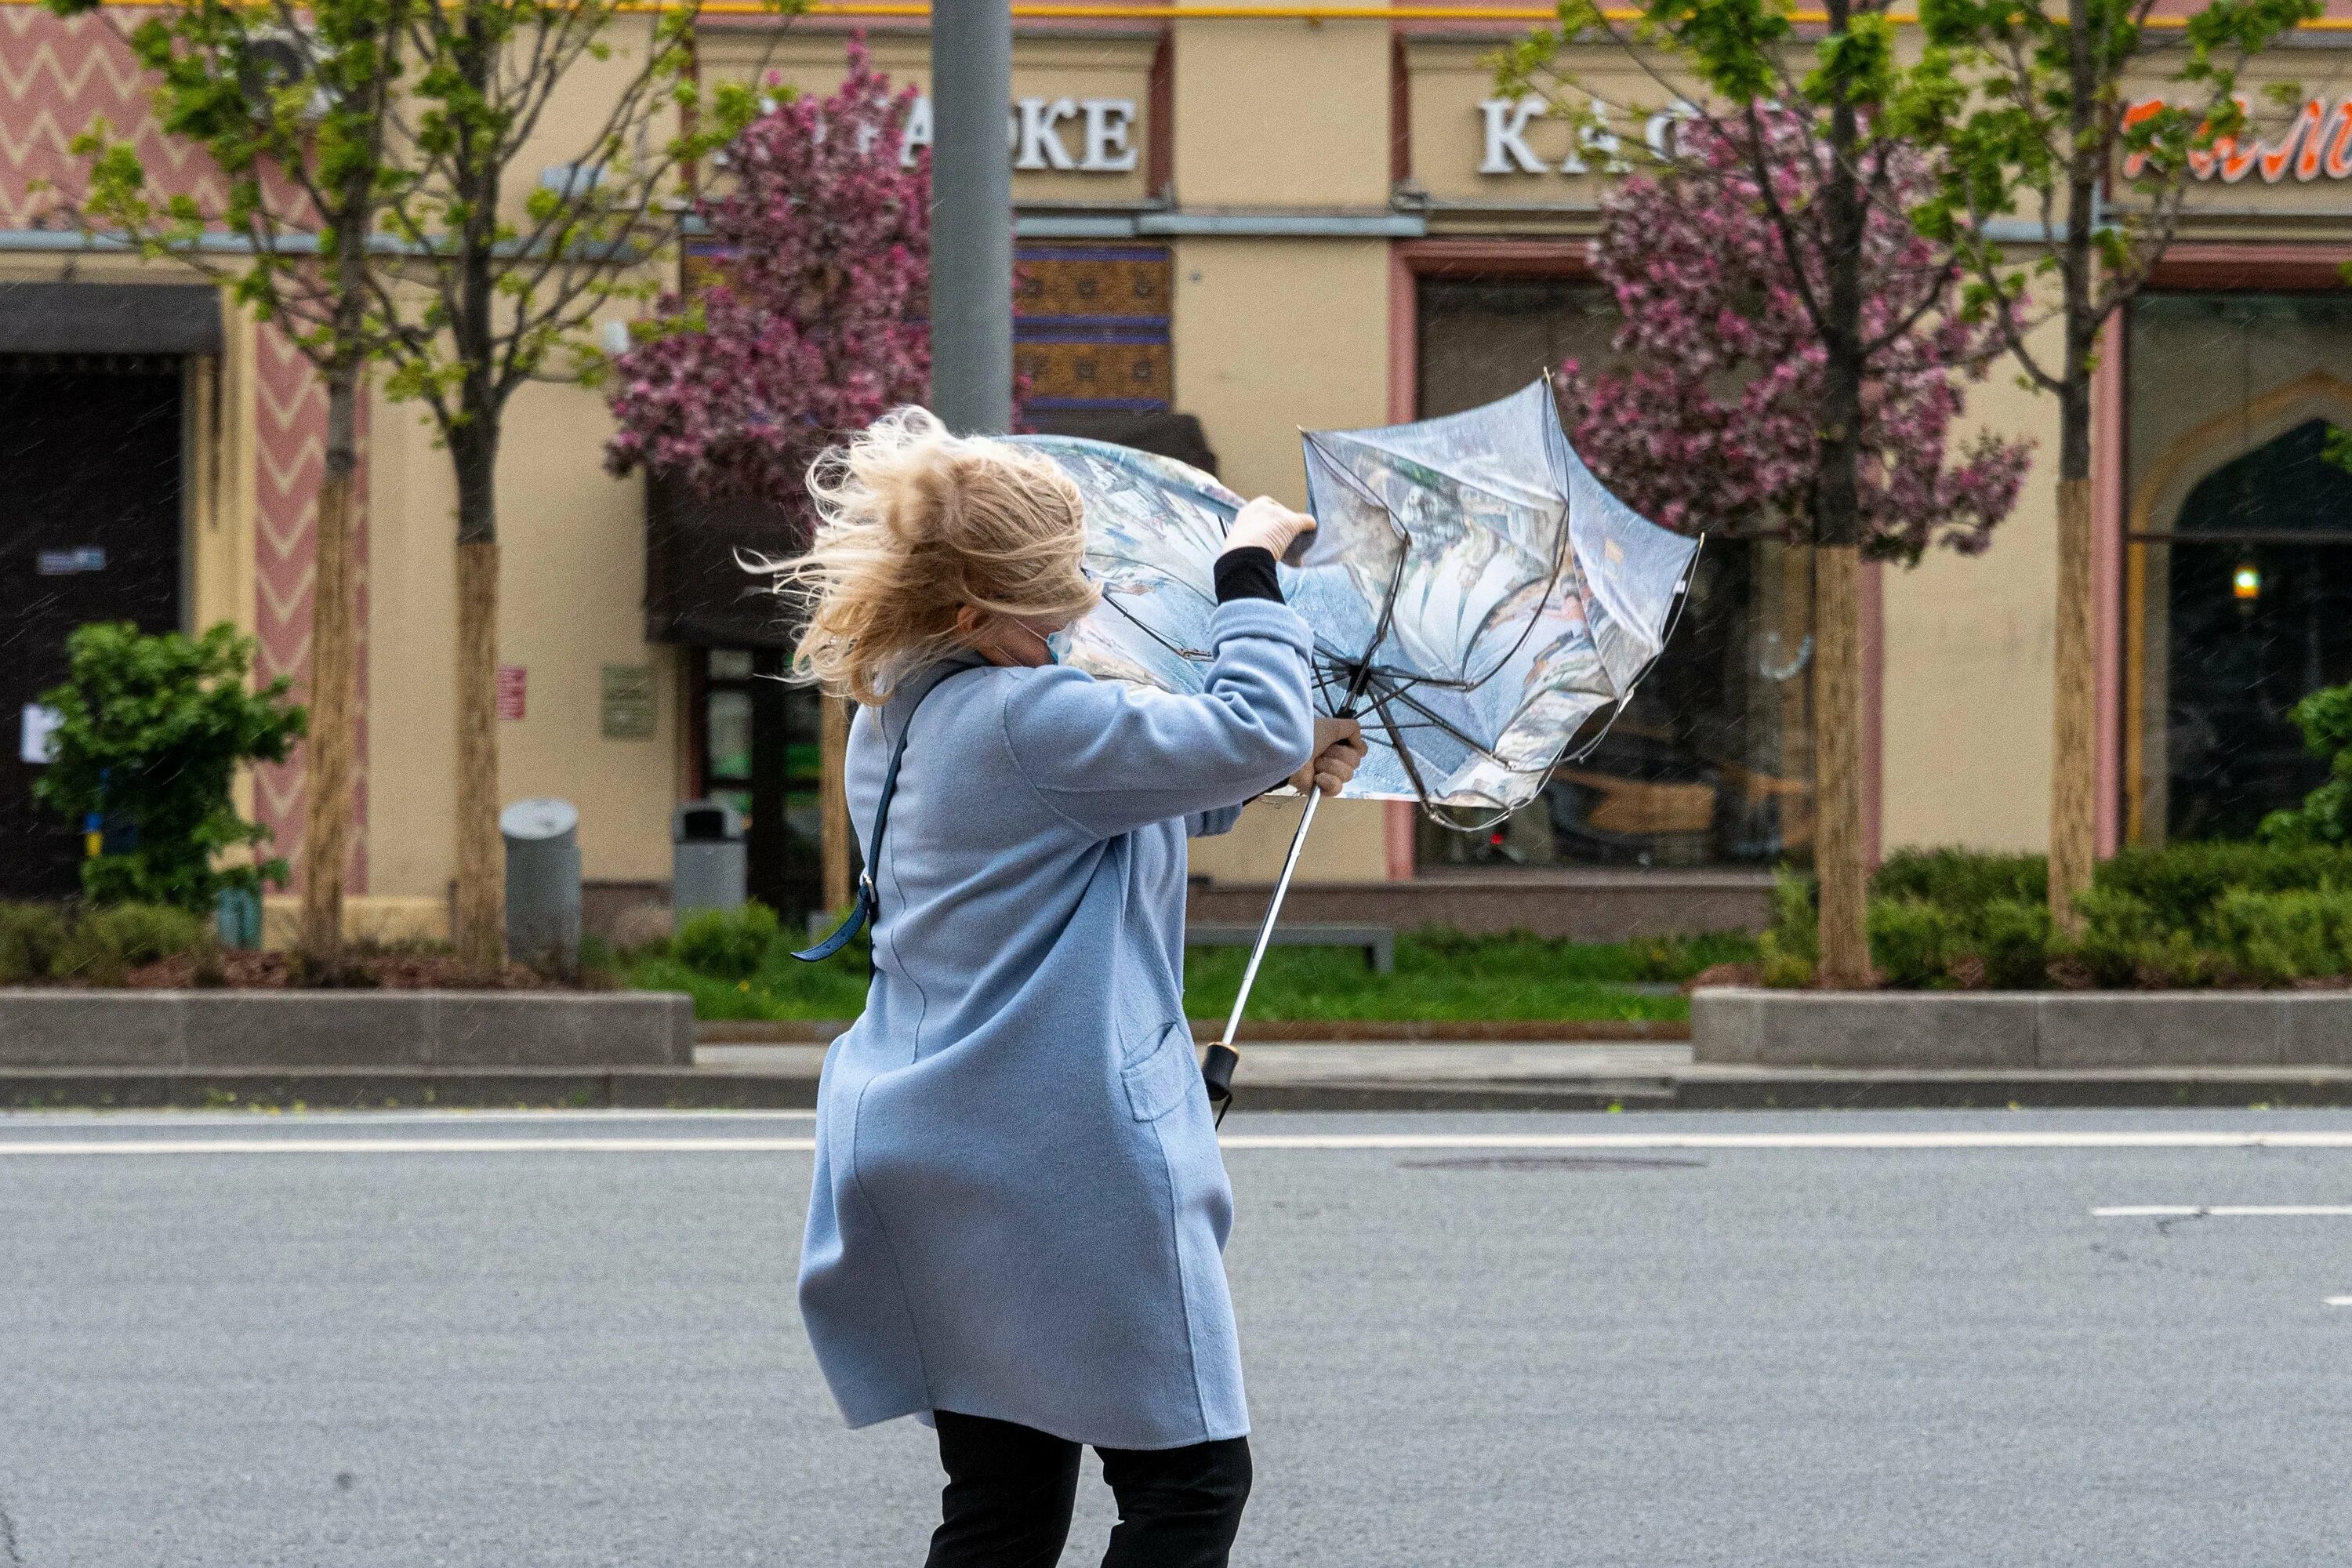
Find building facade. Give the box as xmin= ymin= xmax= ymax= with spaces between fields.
xmin=3 ymin=5 xmax=2350 ymax=937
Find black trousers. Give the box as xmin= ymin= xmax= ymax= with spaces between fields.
xmin=926 ymin=1410 xmax=1251 ymax=1568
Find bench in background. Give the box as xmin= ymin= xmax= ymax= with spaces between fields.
xmin=1187 ymin=921 xmax=1396 ymax=974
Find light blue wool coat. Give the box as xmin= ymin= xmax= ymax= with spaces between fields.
xmin=798 ymin=597 xmax=1316 ymax=1451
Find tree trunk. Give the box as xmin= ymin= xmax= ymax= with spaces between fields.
xmin=1813 ymin=544 xmax=1871 ymax=988
xmin=821 ymin=694 xmax=853 ymax=913
xmin=2047 ymin=0 xmax=2104 ymax=935
xmin=454 ymin=536 xmax=503 ymax=971
xmin=1809 ymin=15 xmax=1874 ymax=989
xmin=451 ymin=414 xmax=503 ymax=971
xmin=2049 ymin=472 xmax=2098 ymax=935
xmin=298 ymin=370 xmax=362 ymax=956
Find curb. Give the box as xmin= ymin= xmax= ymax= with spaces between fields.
xmin=10 ymin=1065 xmax=2352 ymax=1112
xmin=696 ymin=1018 xmax=1693 ymax=1044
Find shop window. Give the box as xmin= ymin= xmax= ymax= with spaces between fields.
xmin=1414 ymin=278 xmax=1815 ymax=869
xmin=2125 ymin=294 xmax=2352 ymax=845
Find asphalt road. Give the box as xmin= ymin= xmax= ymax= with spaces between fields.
xmin=2 ymin=1108 xmax=2348 ymax=1567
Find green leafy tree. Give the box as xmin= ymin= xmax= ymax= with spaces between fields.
xmin=1899 ymin=0 xmax=2319 ymax=931
xmin=355 ymin=0 xmax=788 ymax=968
xmin=60 ymin=0 xmax=794 ymax=968
xmin=2260 ymin=683 xmax=2352 ymax=848
xmin=34 ymin=623 xmax=307 ymax=912
xmin=50 ymin=0 xmax=414 ymax=956
xmin=1502 ymin=0 xmax=1971 ymax=986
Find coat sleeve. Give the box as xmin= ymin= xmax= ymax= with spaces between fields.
xmin=1002 ymin=597 xmax=1316 ymax=841
xmin=1187 ymin=804 xmax=1244 ymax=838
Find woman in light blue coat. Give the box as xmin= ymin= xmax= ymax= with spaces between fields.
xmin=786 ymin=408 xmax=1363 ymax=1568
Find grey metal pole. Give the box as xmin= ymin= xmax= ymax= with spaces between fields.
xmin=928 ymin=0 xmax=1014 ymax=434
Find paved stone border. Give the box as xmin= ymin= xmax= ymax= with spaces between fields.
xmin=0 ymin=990 xmax=694 ymax=1070
xmin=1693 ymin=986 xmax=2352 ymax=1069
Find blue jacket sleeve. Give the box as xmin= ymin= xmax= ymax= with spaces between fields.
xmin=1001 ymin=597 xmax=1316 ymax=841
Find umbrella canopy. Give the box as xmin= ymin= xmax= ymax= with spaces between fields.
xmin=1012 ymin=378 xmax=1699 ymax=821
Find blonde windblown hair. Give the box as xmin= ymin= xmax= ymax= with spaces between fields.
xmin=778 ymin=407 xmax=1099 ymax=705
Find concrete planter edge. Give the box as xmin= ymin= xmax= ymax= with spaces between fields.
xmin=0 ymin=989 xmax=695 ymax=1070
xmin=1692 ymin=986 xmax=2352 ymax=1069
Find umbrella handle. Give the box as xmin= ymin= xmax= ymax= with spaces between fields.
xmin=1203 ymin=786 xmax=1323 ymax=1120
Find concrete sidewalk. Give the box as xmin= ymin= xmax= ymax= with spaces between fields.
xmin=10 ymin=1040 xmax=2352 ymax=1111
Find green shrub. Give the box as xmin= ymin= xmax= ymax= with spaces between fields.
xmin=31 ymin=622 xmax=305 ymax=910
xmin=2070 ymin=886 xmax=2209 ymax=988
xmin=1868 ymin=898 xmax=1962 ymax=988
xmin=2097 ymin=842 xmax=2352 ymax=938
xmin=1971 ymin=898 xmax=2054 ymax=990
xmin=1757 ymin=867 xmax=1819 ymax=986
xmin=672 ymin=901 xmax=784 ymax=981
xmin=2259 ymin=682 xmax=2352 ymax=847
xmin=2209 ymin=887 xmax=2352 ymax=985
xmin=0 ymin=903 xmax=73 ymax=985
xmin=49 ymin=902 xmax=206 ymax=985
xmin=1874 ymin=848 xmax=2046 ymax=912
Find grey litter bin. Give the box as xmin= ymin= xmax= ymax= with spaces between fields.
xmin=672 ymin=799 xmax=746 ymax=917
xmin=502 ymin=797 xmax=581 ymax=971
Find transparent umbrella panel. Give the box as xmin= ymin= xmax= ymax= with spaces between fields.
xmin=1012 ymin=378 xmax=1700 ymax=819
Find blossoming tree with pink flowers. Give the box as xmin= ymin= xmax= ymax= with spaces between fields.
xmin=1548 ymin=109 xmax=2031 ymax=983
xmin=604 ymin=38 xmax=928 ymax=524
xmin=1558 ymin=116 xmax=2027 ymax=561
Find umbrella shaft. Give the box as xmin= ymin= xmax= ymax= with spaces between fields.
xmin=1218 ymin=787 xmax=1323 ymax=1051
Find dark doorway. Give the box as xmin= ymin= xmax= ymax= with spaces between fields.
xmin=2160 ymin=418 xmax=2352 ymax=841
xmin=0 ymin=358 xmax=187 ymax=898
xmin=695 ymin=648 xmax=824 ymax=923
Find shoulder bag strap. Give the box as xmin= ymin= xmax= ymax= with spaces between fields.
xmin=792 ymin=662 xmax=978 ymax=963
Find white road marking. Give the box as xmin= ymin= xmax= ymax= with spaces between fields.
xmin=2328 ymin=1297 xmax=2352 ymax=1307
xmin=0 ymin=1138 xmax=820 ymax=1156
xmin=2092 ymin=1205 xmax=2352 ymax=1218
xmin=4 ymin=1127 xmax=2352 ymax=1156
xmin=0 ymin=1109 xmax=815 ymax=1127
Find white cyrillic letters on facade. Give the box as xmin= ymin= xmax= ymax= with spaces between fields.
xmin=1015 ymin=97 xmax=1081 ymax=170
xmin=1080 ymin=99 xmax=1138 ymax=172
xmin=1479 ymin=96 xmax=1548 ymax=175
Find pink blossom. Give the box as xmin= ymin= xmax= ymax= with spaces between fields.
xmin=604 ymin=36 xmax=932 ymax=532
xmin=1556 ymin=114 xmax=2031 ymax=563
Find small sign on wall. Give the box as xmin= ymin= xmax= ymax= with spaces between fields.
xmin=35 ymin=546 xmax=106 ymax=575
xmin=601 ymin=664 xmax=656 ymax=740
xmin=20 ymin=703 xmax=62 ymax=764
xmin=496 ymin=664 xmax=527 ymax=721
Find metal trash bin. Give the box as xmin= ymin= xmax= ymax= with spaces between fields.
xmin=672 ymin=800 xmax=746 ymax=917
xmin=502 ymin=797 xmax=581 ymax=971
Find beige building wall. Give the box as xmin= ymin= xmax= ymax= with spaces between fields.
xmin=1877 ymin=314 xmax=2064 ymax=855
xmin=1171 ymin=13 xmax=1390 ymax=210
xmin=362 ymin=377 xmax=679 ymax=899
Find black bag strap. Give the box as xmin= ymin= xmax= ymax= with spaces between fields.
xmin=792 ymin=662 xmax=981 ymax=962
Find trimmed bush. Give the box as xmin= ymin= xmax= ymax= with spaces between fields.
xmin=0 ymin=903 xmax=73 ymax=985
xmin=49 ymin=903 xmax=208 ymax=985
xmin=672 ymin=902 xmax=784 ymax=982
xmin=1867 ymin=898 xmax=1961 ymax=988
xmin=1762 ymin=842 xmax=2352 ymax=989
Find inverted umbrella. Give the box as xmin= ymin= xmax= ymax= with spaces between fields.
xmin=1013 ymin=379 xmax=1700 ymax=1103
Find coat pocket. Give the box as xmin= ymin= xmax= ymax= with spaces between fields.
xmin=1120 ymin=1022 xmax=1199 ymax=1121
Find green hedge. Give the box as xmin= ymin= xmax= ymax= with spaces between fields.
xmin=0 ymin=902 xmax=208 ymax=985
xmin=1766 ymin=844 xmax=2352 ymax=989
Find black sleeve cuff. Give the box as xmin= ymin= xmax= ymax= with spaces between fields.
xmin=1214 ymin=546 xmax=1283 ymax=604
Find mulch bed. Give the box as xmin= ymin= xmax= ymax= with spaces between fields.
xmin=112 ymin=950 xmax=605 ymax=991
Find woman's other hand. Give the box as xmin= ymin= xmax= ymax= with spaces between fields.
xmin=1225 ymin=496 xmax=1315 ymax=562
xmin=1289 ymin=717 xmax=1367 ymax=798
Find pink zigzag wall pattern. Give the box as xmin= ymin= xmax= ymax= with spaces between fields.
xmin=2 ymin=10 xmax=368 ymax=891
xmin=0 ymin=9 xmax=226 ymax=227
xmin=252 ymin=325 xmax=369 ymax=891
